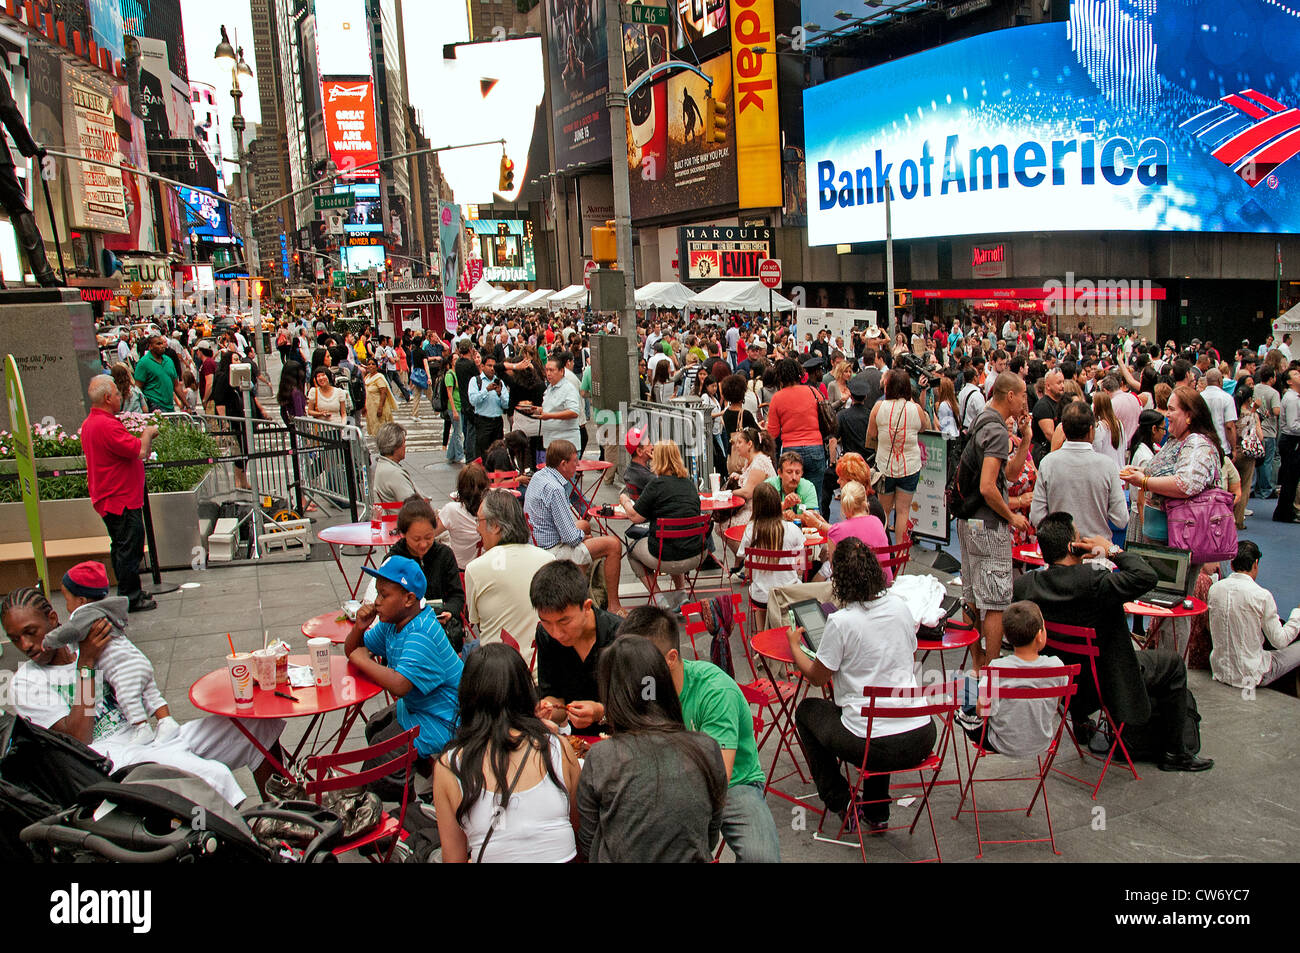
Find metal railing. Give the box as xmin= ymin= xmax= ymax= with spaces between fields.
xmin=288 ymin=416 xmax=371 ymax=521
xmin=627 ymin=399 xmax=713 ymax=490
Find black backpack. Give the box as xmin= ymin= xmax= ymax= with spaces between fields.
xmin=945 ymin=414 xmax=1004 ymax=521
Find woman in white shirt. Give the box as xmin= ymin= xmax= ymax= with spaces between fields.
xmin=1091 ymin=390 xmax=1127 ymax=470
xmin=784 ymin=537 xmax=937 ymax=833
xmin=306 ymin=368 xmax=348 ymax=425
xmin=434 ymin=643 xmax=580 ymax=863
xmin=738 ymin=483 xmax=806 ymax=608
xmin=722 ymin=427 xmax=777 ymax=556
xmin=866 ymin=368 xmax=935 ymax=536
xmin=437 ymin=464 xmax=489 ymax=570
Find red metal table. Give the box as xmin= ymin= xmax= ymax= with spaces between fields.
xmin=723 ymin=524 xmax=826 ymax=547
xmin=1012 ymin=544 xmax=1045 ymax=567
xmin=189 ymin=655 xmax=383 ymax=782
xmin=575 ymin=459 xmax=614 ymax=497
xmin=1126 ymin=597 xmax=1209 ymax=660
xmin=302 ymin=611 xmax=354 ymax=644
xmin=585 ymin=504 xmax=632 ymax=549
xmin=750 ymin=627 xmax=819 ymax=812
xmin=318 ymin=522 xmax=402 ymax=598
xmin=699 ymin=494 xmax=745 ymax=513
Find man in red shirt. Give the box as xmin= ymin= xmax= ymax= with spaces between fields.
xmin=80 ymin=375 xmax=159 ymax=612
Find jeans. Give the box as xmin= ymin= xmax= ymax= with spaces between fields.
xmin=445 ymin=411 xmax=465 ymax=462
xmin=1255 ymin=436 xmax=1277 ymax=497
xmin=101 ymin=507 xmax=145 ymax=603
xmin=795 ymin=697 xmax=936 ymax=821
xmin=462 ymin=412 xmax=477 ymax=462
xmin=719 ymin=782 xmax=781 ymax=862
xmin=786 ymin=443 xmax=829 ymax=515
xmin=385 ymin=369 xmax=410 ymax=401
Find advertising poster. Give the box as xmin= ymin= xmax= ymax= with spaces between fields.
xmin=631 ymin=52 xmax=738 ymax=220
xmin=136 ymin=39 xmax=195 ymax=141
xmin=438 ymin=202 xmax=463 ymax=332
xmin=674 ymin=0 xmax=728 ymax=49
xmin=913 ymin=431 xmax=950 ymax=544
xmin=62 ymin=64 xmax=128 ymax=233
xmin=805 ymin=0 xmax=1300 ymax=245
xmin=321 ymin=78 xmax=380 ymax=178
xmin=729 ymin=0 xmax=781 ymax=208
xmin=546 ymin=0 xmax=611 ymax=167
xmin=178 ymin=187 xmax=234 ymax=242
xmin=678 ymin=224 xmax=770 ymax=281
xmin=623 ymin=0 xmax=670 ymax=204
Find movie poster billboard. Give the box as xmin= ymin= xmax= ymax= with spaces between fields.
xmin=438 ymin=202 xmax=463 ymax=332
xmin=546 ymin=0 xmax=611 ymax=167
xmin=629 ymin=52 xmax=738 ymax=220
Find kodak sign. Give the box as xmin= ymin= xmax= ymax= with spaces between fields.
xmin=730 ymin=0 xmax=781 ymax=208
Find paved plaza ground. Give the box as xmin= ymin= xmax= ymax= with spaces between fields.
xmin=5 ymin=382 xmax=1300 ymax=863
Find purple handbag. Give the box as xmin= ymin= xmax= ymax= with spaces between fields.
xmin=1164 ymin=487 xmax=1238 ymax=564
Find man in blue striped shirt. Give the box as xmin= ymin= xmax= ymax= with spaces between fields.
xmin=468 ymin=356 xmax=510 ymax=461
xmin=345 ymin=556 xmax=463 ymax=763
xmin=524 ymin=440 xmax=628 ymax=615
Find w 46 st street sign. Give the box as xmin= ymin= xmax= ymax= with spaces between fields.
xmin=623 ymin=3 xmax=669 ymax=25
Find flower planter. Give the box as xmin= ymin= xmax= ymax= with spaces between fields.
xmin=0 ymin=468 xmax=211 ymax=570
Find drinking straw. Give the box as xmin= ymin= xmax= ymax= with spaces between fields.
xmin=227 ymin=632 xmax=236 ymax=657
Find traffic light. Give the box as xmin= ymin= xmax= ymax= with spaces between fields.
xmin=703 ymin=93 xmax=727 ymax=144
xmin=385 ymin=257 xmax=393 ymax=272
xmin=498 ymin=154 xmax=515 ymax=192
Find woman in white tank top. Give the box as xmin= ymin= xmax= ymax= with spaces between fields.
xmin=434 ymin=644 xmax=581 ymax=863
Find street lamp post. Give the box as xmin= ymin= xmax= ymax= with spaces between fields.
xmin=215 ymin=26 xmax=266 ymax=376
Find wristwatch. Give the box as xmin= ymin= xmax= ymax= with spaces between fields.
xmin=1106 ymin=544 xmax=1122 ymax=558
xmin=78 ymin=666 xmax=96 ymax=681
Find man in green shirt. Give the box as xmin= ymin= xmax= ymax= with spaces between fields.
xmin=766 ymin=451 xmax=820 ymax=515
xmin=133 ymin=336 xmax=185 ymax=412
xmin=623 ymin=606 xmax=781 ymax=862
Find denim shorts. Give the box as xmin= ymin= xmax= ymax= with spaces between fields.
xmin=883 ymin=471 xmax=920 ymax=494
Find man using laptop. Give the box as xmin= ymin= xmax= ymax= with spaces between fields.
xmin=1013 ymin=512 xmax=1213 ymax=772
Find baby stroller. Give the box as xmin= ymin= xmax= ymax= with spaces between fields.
xmin=2 ymin=713 xmax=343 ymax=863
xmin=21 ymin=763 xmax=345 ymax=863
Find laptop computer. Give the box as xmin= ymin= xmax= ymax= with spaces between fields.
xmin=1126 ymin=542 xmax=1193 ymax=608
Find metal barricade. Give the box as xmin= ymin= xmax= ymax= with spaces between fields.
xmin=627 ymin=399 xmax=712 ymax=490
xmin=191 ymin=412 xmax=302 ymax=514
xmin=288 ymin=416 xmax=371 ymax=521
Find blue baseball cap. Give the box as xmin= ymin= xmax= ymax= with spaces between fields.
xmin=362 ymin=556 xmax=426 ymax=596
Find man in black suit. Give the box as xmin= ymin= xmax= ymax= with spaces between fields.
xmin=1012 ymin=511 xmax=1213 ymax=772
xmin=0 ymin=68 xmax=57 ymax=287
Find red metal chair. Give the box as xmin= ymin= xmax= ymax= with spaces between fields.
xmin=500 ymin=628 xmax=537 ymax=673
xmin=681 ymin=598 xmax=798 ymax=768
xmin=635 ymin=514 xmax=712 ymax=605
xmin=871 ymin=538 xmax=913 ymax=578
xmin=1044 ymin=621 xmax=1141 ymax=799
xmin=524 ymin=513 xmax=539 ymax=546
xmin=952 ymin=664 xmax=1080 ymax=858
xmin=814 ymin=681 xmax=957 ymax=863
xmin=303 ymin=726 xmax=420 ymax=863
xmin=741 ymin=545 xmax=806 ymax=634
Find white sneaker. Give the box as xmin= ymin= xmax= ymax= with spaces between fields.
xmin=155 ymin=716 xmax=182 ymax=744
xmin=131 ymin=722 xmax=156 ymax=745
xmin=1245 ymin=509 xmax=1254 ymax=517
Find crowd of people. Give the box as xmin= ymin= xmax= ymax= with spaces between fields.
xmin=9 ymin=303 xmax=1299 ymax=862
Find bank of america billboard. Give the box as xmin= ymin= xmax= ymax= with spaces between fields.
xmin=805 ymin=0 xmax=1300 ymax=245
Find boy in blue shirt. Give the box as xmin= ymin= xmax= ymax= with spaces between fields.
xmin=345 ymin=556 xmax=463 ymax=765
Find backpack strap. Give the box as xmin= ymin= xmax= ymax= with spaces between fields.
xmin=476 ymin=746 xmax=536 ymax=864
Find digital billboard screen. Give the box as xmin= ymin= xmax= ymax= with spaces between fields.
xmin=314 ymin=0 xmax=373 ymax=76
xmin=804 ymin=0 xmax=1300 ymax=245
xmin=342 ymin=243 xmax=386 ymax=273
xmin=341 ymin=182 xmax=382 ymax=233
xmin=178 ymin=186 xmax=233 ymax=242
xmin=674 ymin=0 xmax=728 ymax=49
xmin=321 ymin=77 xmax=380 ymax=178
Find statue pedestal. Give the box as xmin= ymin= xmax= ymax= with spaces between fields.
xmin=0 ymin=287 xmax=100 ymax=431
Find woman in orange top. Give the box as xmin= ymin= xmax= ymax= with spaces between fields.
xmin=765 ymin=358 xmax=828 ymax=513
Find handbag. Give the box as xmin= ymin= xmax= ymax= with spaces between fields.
xmin=411 ymin=366 xmax=429 ymax=390
xmin=251 ymin=773 xmax=382 ymax=846
xmin=1165 ymin=486 xmax=1238 ymax=563
xmin=807 ymin=385 xmax=838 ymax=441
xmin=1239 ymin=415 xmax=1265 ymax=460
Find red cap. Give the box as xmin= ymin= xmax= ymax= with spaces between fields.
xmin=624 ymin=425 xmax=647 ymax=455
xmin=67 ymin=561 xmax=109 ymax=590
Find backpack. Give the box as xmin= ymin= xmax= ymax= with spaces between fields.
xmin=945 ymin=413 xmax=1005 ymax=521
xmin=807 ymin=385 xmax=838 ymax=441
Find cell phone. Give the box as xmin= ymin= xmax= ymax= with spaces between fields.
xmin=1069 ymin=542 xmax=1092 ymax=556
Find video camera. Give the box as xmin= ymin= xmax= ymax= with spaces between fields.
xmin=894 ymin=351 xmax=941 ymax=392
